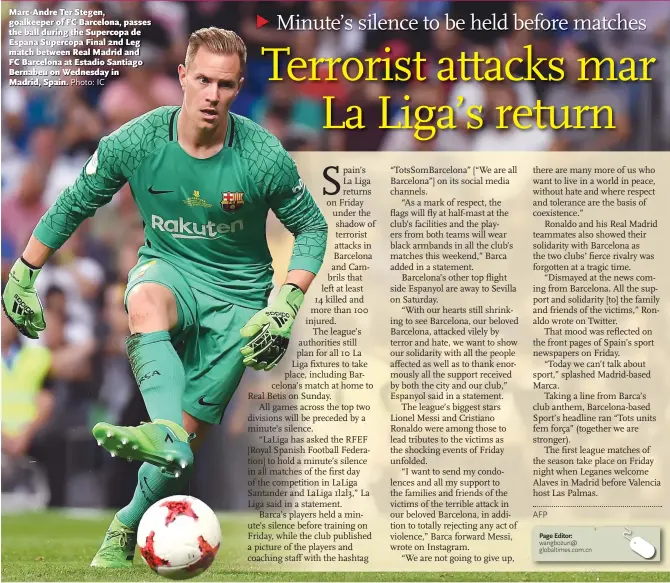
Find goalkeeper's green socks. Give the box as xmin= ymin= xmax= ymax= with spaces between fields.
xmin=126 ymin=331 xmax=184 ymax=426
xmin=113 ymin=331 xmax=192 ymax=530
xmin=117 ymin=462 xmax=189 ymax=529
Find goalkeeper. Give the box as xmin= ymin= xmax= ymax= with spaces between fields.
xmin=2 ymin=28 xmax=327 ymax=567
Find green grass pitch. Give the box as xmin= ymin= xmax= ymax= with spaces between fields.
xmin=2 ymin=511 xmax=669 ymax=582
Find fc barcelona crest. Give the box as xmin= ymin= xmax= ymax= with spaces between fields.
xmin=221 ymin=191 xmax=244 ymax=212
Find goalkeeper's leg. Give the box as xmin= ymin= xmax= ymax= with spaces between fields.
xmin=91 ymin=413 xmax=211 ymax=568
xmin=93 ymin=272 xmax=198 ymax=476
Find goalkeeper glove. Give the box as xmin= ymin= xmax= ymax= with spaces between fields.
xmin=240 ymin=283 xmax=304 ymax=371
xmin=2 ymin=258 xmax=46 ymax=340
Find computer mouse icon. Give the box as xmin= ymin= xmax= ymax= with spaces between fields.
xmin=630 ymin=536 xmax=656 ymax=559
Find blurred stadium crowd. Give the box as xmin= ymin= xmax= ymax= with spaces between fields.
xmin=2 ymin=0 xmax=670 ymax=512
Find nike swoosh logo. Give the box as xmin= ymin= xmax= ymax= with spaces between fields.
xmin=198 ymin=397 xmax=218 ymax=407
xmin=148 ymin=186 xmax=173 ymax=195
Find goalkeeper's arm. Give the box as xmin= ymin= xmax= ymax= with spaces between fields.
xmin=32 ymin=134 xmax=127 ymax=252
xmin=239 ymin=160 xmax=328 ymax=370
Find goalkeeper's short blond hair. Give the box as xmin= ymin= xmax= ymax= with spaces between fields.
xmin=185 ymin=27 xmax=247 ymax=71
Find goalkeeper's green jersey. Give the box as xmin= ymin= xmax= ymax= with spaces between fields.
xmin=33 ymin=106 xmax=328 ymax=309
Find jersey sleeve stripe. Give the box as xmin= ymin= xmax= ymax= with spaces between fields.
xmin=169 ymin=108 xmax=179 ymax=141
xmin=227 ymin=114 xmax=235 ymax=148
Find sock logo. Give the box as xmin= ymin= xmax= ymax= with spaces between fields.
xmin=140 ymin=476 xmax=159 ymax=503
xmin=138 ymin=370 xmax=161 ymax=385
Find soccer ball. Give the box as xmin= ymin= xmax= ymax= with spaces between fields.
xmin=137 ymin=495 xmax=221 ymax=579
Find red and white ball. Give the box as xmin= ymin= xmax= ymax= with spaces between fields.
xmin=137 ymin=495 xmax=221 ymax=580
